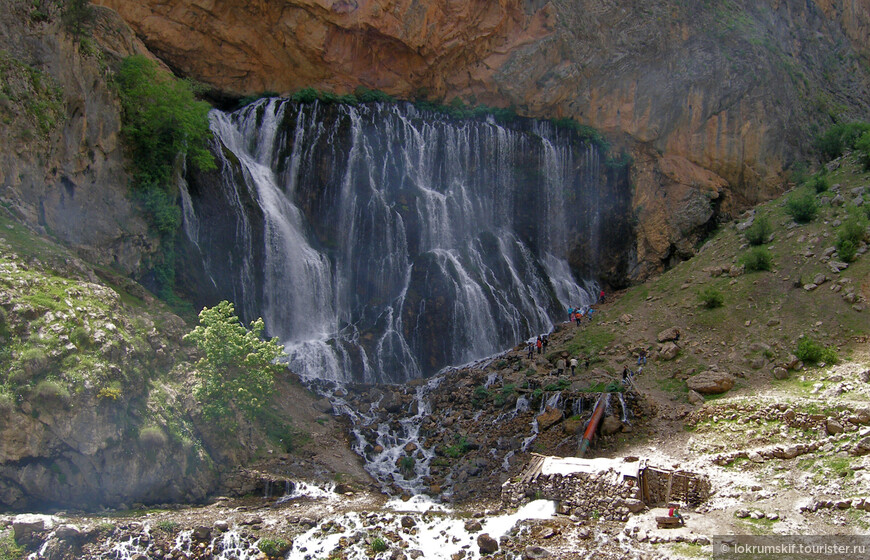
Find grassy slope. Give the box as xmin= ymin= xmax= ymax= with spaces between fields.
xmin=567 ymin=152 xmax=869 ymax=400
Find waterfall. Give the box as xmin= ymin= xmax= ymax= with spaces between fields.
xmin=182 ymin=99 xmax=627 ymax=383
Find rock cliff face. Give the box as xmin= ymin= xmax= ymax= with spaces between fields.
xmin=96 ymin=0 xmax=870 ymax=277
xmin=0 ymin=2 xmax=154 ymax=275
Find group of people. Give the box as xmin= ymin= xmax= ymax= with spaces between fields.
xmin=566 ymin=305 xmax=595 ymax=326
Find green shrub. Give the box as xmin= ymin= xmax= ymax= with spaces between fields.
xmin=0 ymin=307 xmax=9 ymax=339
xmin=697 ymin=286 xmax=724 ymax=309
xmin=20 ymin=347 xmax=49 ymax=375
xmin=34 ymin=380 xmax=70 ymax=405
xmin=370 ymin=536 xmax=388 ymax=553
xmin=0 ymin=532 xmax=24 ymax=560
xmin=472 ymin=385 xmax=490 ymax=406
xmin=836 ymin=209 xmax=868 ymax=262
xmin=354 ymin=87 xmax=395 ymax=103
xmin=62 ymin=0 xmax=95 ymax=38
xmin=184 ymin=301 xmax=286 ymax=424
xmin=744 ymin=215 xmax=772 ymax=246
xmin=795 ymin=338 xmax=838 ymax=365
xmin=71 ymin=326 xmax=90 ymax=348
xmin=258 ymin=538 xmax=291 ymax=557
xmin=398 ymin=455 xmax=415 ymax=474
xmin=138 ymin=426 xmax=168 ymax=450
xmin=805 ymin=173 xmax=830 ymax=193
xmin=815 ymin=122 xmax=870 ymax=161
xmin=739 ymin=247 xmax=772 ymax=272
xmin=785 ymin=190 xmax=818 ymax=223
xmin=856 ymin=129 xmax=870 ymax=170
xmin=155 ymin=520 xmax=179 ymax=532
xmin=444 ymin=436 xmax=473 ymax=458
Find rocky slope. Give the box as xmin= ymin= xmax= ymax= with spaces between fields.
xmin=94 ymin=0 xmax=870 ymax=277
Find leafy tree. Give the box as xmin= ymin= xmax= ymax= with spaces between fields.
xmin=184 ymin=301 xmax=286 ymax=424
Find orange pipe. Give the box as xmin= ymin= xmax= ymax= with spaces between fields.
xmin=579 ymin=395 xmax=607 ymax=456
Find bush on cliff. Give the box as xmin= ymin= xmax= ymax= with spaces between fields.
xmin=115 ymin=55 xmax=215 ymax=300
xmin=184 ymin=301 xmax=286 ymax=425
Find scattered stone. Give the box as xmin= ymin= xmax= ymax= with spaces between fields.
xmin=523 ymin=545 xmax=551 ymax=559
xmin=464 ymin=519 xmax=483 ymax=532
xmin=214 ymin=520 xmax=230 ymax=532
xmin=729 ymin=264 xmax=745 ymax=277
xmin=401 ymin=516 xmax=416 ymax=529
xmin=852 ymin=437 xmax=870 ymax=456
xmin=477 ymin=533 xmax=498 ymax=554
xmin=812 ymin=273 xmax=827 ymax=285
xmin=772 ymin=367 xmax=788 ymax=380
xmin=748 ymin=451 xmax=764 ymax=463
xmin=735 ymin=509 xmax=750 ymax=519
xmin=192 ymin=525 xmax=211 ymax=540
xmin=750 ymin=510 xmax=765 ymax=519
xmin=688 ymin=389 xmax=705 ymax=406
xmin=620 ymin=314 xmax=632 ymax=324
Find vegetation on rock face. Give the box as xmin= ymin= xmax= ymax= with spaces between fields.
xmin=184 ymin=301 xmax=286 ymax=425
xmin=0 ymin=51 xmax=65 ymax=140
xmin=115 ymin=55 xmax=215 ymax=301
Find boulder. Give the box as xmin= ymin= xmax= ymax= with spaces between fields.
xmin=600 ymin=415 xmax=623 ymax=436
xmin=401 ymin=516 xmax=416 ymax=529
xmin=55 ymin=524 xmax=83 ymax=540
xmin=657 ymin=327 xmax=681 ymax=342
xmin=687 ymin=371 xmax=735 ymax=394
xmin=658 ymin=342 xmax=680 ymax=361
xmin=477 ymin=533 xmax=499 ymax=554
xmin=536 ymin=407 xmax=563 ymax=431
xmin=826 ymin=419 xmax=844 ymax=436
xmin=851 ymin=437 xmax=870 ymax=456
xmin=193 ymin=525 xmax=212 ymax=540
xmin=772 ymin=367 xmax=788 ymax=380
xmin=687 ymin=389 xmax=705 ymax=406
xmin=12 ymin=514 xmax=55 ymax=540
xmin=464 ymin=519 xmax=483 ymax=532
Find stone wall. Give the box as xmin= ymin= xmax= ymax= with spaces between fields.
xmin=502 ymin=455 xmax=710 ymax=520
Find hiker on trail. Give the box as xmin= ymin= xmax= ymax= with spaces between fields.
xmin=668 ymin=505 xmax=684 ymax=526
xmin=570 ymin=356 xmax=578 ymax=375
xmin=527 ymin=341 xmax=535 ymax=360
xmin=637 ymin=365 xmax=643 ymax=376
xmin=622 ymin=365 xmax=631 ymax=384
xmin=638 ymin=349 xmax=647 ymax=366
xmin=673 ymin=330 xmax=681 ymax=346
xmin=536 ymin=336 xmax=542 ymax=355
xmin=542 ymin=335 xmax=549 ymax=353
xmin=599 ymin=290 xmax=605 ymax=303
xmin=575 ymin=309 xmax=583 ymax=326
xmin=556 ymin=357 xmax=566 ymax=375
xmin=584 ymin=356 xmax=590 ymax=370
xmin=567 ymin=306 xmax=574 ymax=321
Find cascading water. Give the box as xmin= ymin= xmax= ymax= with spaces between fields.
xmin=181 ymin=99 xmax=630 ymax=383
